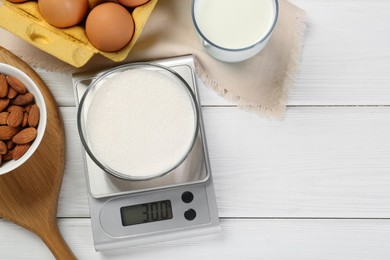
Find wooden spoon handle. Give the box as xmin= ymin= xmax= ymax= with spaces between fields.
xmin=36 ymin=221 xmax=76 ymax=260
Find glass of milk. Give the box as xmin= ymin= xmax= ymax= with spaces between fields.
xmin=192 ymin=0 xmax=279 ymax=62
xmin=77 ymin=63 xmax=199 ymax=181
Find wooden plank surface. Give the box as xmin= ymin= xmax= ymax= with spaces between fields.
xmin=287 ymin=0 xmax=390 ymax=105
xmin=57 ymin=106 xmax=390 ymax=218
xmin=1 ymin=219 xmax=390 ymax=260
xmin=1 ymin=0 xmax=390 ymax=258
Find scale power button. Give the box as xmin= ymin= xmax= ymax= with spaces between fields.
xmin=184 ymin=209 xmax=197 ymax=221
xmin=181 ymin=191 xmax=194 ymax=203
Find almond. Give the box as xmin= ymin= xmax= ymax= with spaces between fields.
xmin=0 ymin=126 xmax=19 ymax=140
xmin=0 ymin=141 xmax=7 ymax=154
xmin=12 ymin=127 xmax=37 ymax=144
xmin=7 ymin=105 xmax=24 ymax=112
xmin=0 ymin=74 xmax=8 ymax=98
xmin=28 ymin=104 xmax=40 ymax=127
xmin=7 ymin=106 xmax=24 ymax=127
xmin=6 ymin=75 xmax=27 ymax=94
xmin=12 ymin=93 xmax=34 ymax=106
xmin=0 ymin=98 xmax=10 ymax=112
xmin=7 ymin=87 xmax=17 ymax=99
xmin=0 ymin=112 xmax=9 ymax=125
xmin=22 ymin=112 xmax=29 ymax=127
xmin=12 ymin=143 xmax=30 ymax=160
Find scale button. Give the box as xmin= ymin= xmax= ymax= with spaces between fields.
xmin=181 ymin=191 xmax=194 ymax=203
xmin=184 ymin=209 xmax=197 ymax=221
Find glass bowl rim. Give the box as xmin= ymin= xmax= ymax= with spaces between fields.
xmin=77 ymin=62 xmax=200 ymax=181
xmin=191 ymin=0 xmax=279 ymax=52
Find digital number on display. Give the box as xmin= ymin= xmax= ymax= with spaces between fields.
xmin=120 ymin=200 xmax=173 ymax=226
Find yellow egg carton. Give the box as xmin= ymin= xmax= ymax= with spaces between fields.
xmin=0 ymin=0 xmax=157 ymax=68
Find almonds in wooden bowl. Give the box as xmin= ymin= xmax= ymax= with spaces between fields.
xmin=0 ymin=63 xmax=47 ymax=174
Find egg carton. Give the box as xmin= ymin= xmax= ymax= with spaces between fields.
xmin=0 ymin=0 xmax=157 ymax=67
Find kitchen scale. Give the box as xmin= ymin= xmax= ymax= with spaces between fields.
xmin=72 ymin=55 xmax=220 ymax=251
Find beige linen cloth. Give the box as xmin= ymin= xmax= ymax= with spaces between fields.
xmin=1 ymin=0 xmax=307 ymax=117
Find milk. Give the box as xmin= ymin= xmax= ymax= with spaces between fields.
xmin=193 ymin=0 xmax=276 ymax=49
xmin=86 ymin=69 xmax=196 ymax=178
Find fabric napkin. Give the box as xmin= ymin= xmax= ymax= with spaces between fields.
xmin=0 ymin=0 xmax=307 ymax=118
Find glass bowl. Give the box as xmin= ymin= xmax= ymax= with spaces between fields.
xmin=191 ymin=0 xmax=279 ymax=62
xmin=77 ymin=63 xmax=199 ymax=181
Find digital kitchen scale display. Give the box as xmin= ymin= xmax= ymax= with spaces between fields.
xmin=72 ymin=55 xmax=220 ymax=251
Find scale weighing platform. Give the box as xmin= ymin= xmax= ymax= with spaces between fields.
xmin=72 ymin=55 xmax=220 ymax=251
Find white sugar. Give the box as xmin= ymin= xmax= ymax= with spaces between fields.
xmin=86 ymin=69 xmax=196 ymax=178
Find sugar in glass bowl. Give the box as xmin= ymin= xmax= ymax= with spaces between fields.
xmin=77 ymin=63 xmax=199 ymax=181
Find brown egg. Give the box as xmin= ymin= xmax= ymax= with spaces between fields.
xmin=117 ymin=0 xmax=150 ymax=8
xmin=86 ymin=2 xmax=135 ymax=52
xmin=38 ymin=0 xmax=89 ymax=28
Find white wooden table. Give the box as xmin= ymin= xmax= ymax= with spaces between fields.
xmin=1 ymin=0 xmax=390 ymax=259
